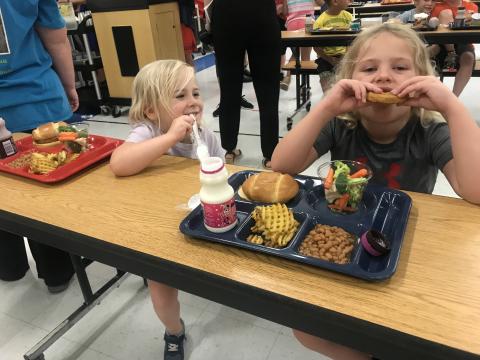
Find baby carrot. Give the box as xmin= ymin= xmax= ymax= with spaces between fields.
xmin=324 ymin=167 xmax=334 ymax=189
xmin=349 ymin=168 xmax=368 ymax=179
xmin=335 ymin=193 xmax=350 ymax=210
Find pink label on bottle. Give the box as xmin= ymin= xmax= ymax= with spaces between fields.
xmin=202 ymin=198 xmax=237 ymax=230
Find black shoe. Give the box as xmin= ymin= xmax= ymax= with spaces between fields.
xmin=213 ymin=105 xmax=220 ymax=117
xmin=164 ymin=321 xmax=186 ymax=360
xmin=47 ymin=277 xmax=72 ymax=294
xmin=240 ymin=95 xmax=254 ymax=109
xmin=243 ymin=69 xmax=252 ymax=83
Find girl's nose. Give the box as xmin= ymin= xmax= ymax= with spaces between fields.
xmin=373 ymin=66 xmax=392 ymax=84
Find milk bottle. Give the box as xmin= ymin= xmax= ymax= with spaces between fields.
xmin=199 ymin=157 xmax=237 ymax=233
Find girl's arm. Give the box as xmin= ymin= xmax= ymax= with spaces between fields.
xmin=394 ymin=76 xmax=480 ymax=204
xmin=272 ymin=79 xmax=382 ymax=174
xmin=110 ymin=115 xmax=194 ymax=176
xmin=440 ymin=102 xmax=480 ymax=204
xmin=110 ymin=133 xmax=178 ymax=176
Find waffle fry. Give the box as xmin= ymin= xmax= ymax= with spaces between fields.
xmin=30 ymin=151 xmax=68 ymax=174
xmin=247 ymin=234 xmax=264 ymax=245
xmin=247 ymin=203 xmax=299 ymax=248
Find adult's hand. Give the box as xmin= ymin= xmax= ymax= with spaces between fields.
xmin=66 ymin=87 xmax=79 ymax=112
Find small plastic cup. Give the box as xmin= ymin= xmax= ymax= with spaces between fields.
xmin=317 ymin=160 xmax=372 ymax=214
xmin=63 ymin=122 xmax=90 ymax=153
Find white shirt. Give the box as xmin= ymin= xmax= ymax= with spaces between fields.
xmin=125 ymin=122 xmax=225 ymax=160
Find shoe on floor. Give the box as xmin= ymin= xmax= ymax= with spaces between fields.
xmin=243 ymin=74 xmax=253 ymax=83
xmin=240 ymin=95 xmax=254 ymax=109
xmin=280 ymin=74 xmax=291 ymax=91
xmin=213 ymin=104 xmax=220 ymax=117
xmin=164 ymin=319 xmax=186 ymax=360
xmin=262 ymin=158 xmax=272 ymax=170
xmin=225 ymin=149 xmax=242 ymax=164
xmin=47 ymin=278 xmax=72 ymax=294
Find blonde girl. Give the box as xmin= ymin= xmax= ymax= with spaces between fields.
xmin=110 ymin=59 xmax=224 ymax=360
xmin=272 ymin=22 xmax=480 ymax=359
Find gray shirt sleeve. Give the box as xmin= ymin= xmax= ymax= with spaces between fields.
xmin=313 ymin=119 xmax=338 ymax=157
xmin=428 ymin=121 xmax=453 ymax=171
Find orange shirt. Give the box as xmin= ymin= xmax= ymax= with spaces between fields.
xmin=431 ymin=0 xmax=478 ymax=18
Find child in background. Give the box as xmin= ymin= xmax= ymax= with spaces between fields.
xmin=430 ymin=0 xmax=477 ymax=96
xmin=312 ymin=0 xmax=353 ymax=92
xmin=396 ymin=0 xmax=434 ymax=23
xmin=283 ymin=0 xmax=317 ymax=61
xmin=271 ymin=24 xmax=480 ymax=358
xmin=396 ymin=0 xmax=441 ymax=69
xmin=110 ymin=60 xmax=224 ymax=360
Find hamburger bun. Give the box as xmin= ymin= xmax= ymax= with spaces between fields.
xmin=32 ymin=121 xmax=67 ymax=146
xmin=367 ymin=92 xmax=404 ymax=104
xmin=241 ymin=172 xmax=299 ymax=203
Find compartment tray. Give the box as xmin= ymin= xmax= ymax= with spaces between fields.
xmin=179 ymin=170 xmax=412 ymax=281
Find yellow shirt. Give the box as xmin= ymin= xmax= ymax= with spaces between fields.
xmin=313 ymin=10 xmax=353 ymax=56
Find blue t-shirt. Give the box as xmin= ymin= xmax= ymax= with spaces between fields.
xmin=0 ymin=0 xmax=72 ymax=132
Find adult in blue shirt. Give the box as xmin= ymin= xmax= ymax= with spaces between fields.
xmin=0 ymin=0 xmax=77 ymax=293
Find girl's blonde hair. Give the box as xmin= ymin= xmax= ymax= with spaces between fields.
xmin=129 ymin=60 xmax=195 ymax=127
xmin=335 ymin=23 xmax=442 ymax=126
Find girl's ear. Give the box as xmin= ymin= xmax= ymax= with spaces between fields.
xmin=145 ymin=107 xmax=157 ymax=121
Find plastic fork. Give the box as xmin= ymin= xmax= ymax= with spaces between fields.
xmin=189 ymin=114 xmax=209 ymax=162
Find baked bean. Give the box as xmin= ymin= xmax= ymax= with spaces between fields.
xmin=298 ymin=224 xmax=356 ymax=264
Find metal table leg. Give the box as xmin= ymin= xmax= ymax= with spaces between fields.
xmin=23 ymin=255 xmax=129 ymax=360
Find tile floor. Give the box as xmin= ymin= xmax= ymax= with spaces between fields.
xmin=2 ymin=51 xmax=480 ymax=360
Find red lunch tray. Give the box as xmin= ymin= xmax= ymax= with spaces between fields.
xmin=0 ymin=135 xmax=123 ymax=183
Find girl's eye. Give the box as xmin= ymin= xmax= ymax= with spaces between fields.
xmin=193 ymin=92 xmax=200 ymax=97
xmin=362 ymin=67 xmax=376 ymax=72
xmin=394 ymin=65 xmax=408 ymax=71
xmin=175 ymin=94 xmax=185 ymax=99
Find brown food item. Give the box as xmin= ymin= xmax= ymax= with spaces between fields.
xmin=367 ymin=92 xmax=404 ymax=104
xmin=299 ymin=224 xmax=356 ymax=264
xmin=32 ymin=121 xmax=67 ymax=147
xmin=241 ymin=172 xmax=299 ymax=203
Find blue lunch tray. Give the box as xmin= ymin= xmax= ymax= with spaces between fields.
xmin=179 ymin=170 xmax=412 ymax=281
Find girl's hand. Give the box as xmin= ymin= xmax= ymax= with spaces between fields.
xmin=167 ymin=115 xmax=194 ymax=142
xmin=322 ymin=79 xmax=383 ymax=117
xmin=391 ymin=76 xmax=458 ymax=114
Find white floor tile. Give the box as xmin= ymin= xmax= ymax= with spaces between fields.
xmin=187 ymin=310 xmax=279 ymax=360
xmin=267 ymin=333 xmax=331 ymax=360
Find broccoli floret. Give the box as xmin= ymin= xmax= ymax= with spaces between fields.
xmin=348 ymin=183 xmax=365 ymax=207
xmin=335 ymin=173 xmax=349 ymax=193
xmin=77 ymin=130 xmax=88 ymax=138
xmin=333 ymin=161 xmax=350 ymax=178
xmin=58 ymin=125 xmax=76 ymax=133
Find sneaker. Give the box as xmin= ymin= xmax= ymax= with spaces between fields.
xmin=443 ymin=51 xmax=458 ymax=71
xmin=280 ymin=74 xmax=291 ymax=91
xmin=164 ymin=320 xmax=186 ymax=360
xmin=212 ymin=104 xmax=220 ymax=117
xmin=240 ymin=95 xmax=254 ymax=109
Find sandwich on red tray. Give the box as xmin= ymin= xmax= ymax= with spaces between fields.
xmin=31 ymin=121 xmax=68 ymax=148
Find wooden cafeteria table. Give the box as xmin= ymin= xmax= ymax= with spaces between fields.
xmin=1 ymin=150 xmax=480 ymax=360
xmin=282 ymin=28 xmax=480 ymax=47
